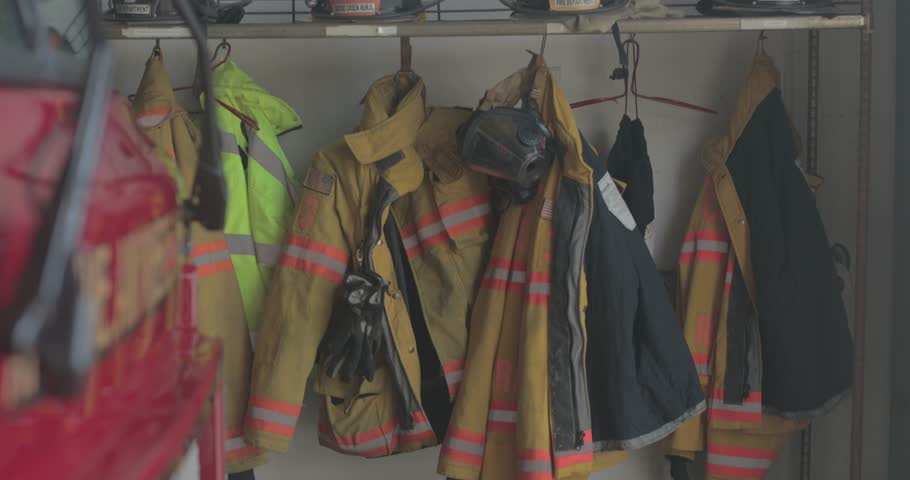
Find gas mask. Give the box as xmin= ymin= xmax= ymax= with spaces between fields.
xmin=459 ymin=106 xmax=554 ymax=205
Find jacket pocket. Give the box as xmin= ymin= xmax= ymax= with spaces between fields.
xmin=315 ymin=368 xmax=397 ymax=457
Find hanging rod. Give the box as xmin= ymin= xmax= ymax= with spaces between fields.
xmin=102 ymin=15 xmax=865 ymax=39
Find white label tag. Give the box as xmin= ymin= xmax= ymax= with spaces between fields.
xmin=115 ymin=4 xmax=152 ymax=15
xmin=334 ymin=3 xmax=377 ymax=14
xmin=553 ymin=0 xmax=598 ymax=7
xmin=597 ymin=172 xmax=636 ymax=231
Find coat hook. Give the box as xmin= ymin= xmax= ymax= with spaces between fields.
xmin=757 ymin=30 xmax=768 ymax=52
xmin=400 ymin=36 xmax=412 ymax=73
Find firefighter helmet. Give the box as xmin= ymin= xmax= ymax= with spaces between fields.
xmin=499 ymin=0 xmax=630 ymax=16
xmin=307 ymin=0 xmax=445 ymax=20
xmin=696 ymin=0 xmax=835 ymax=16
xmin=108 ymin=0 xmax=251 ymax=23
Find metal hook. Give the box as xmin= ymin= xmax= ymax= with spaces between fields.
xmin=539 ymin=33 xmax=548 ymax=58
xmin=757 ymin=30 xmax=768 ymax=53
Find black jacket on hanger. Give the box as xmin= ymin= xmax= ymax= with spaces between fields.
xmin=607 ymin=115 xmax=655 ymax=236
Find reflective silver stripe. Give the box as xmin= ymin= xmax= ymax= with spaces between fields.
xmin=225 ymin=437 xmax=247 ymax=451
xmin=285 ymin=244 xmax=347 ymax=274
xmin=440 ymin=204 xmax=491 ymax=230
xmin=695 ymin=363 xmax=710 ymax=375
xmin=136 ymin=112 xmax=179 ymax=128
xmin=707 ymin=453 xmax=773 ymax=469
xmin=680 ymin=242 xmax=696 ymax=254
xmin=224 ymin=234 xmax=257 ymax=256
xmin=248 ymin=135 xmax=298 ymax=204
xmin=509 ymin=271 xmax=527 ymax=283
xmin=401 ymin=234 xmax=419 ymax=249
xmin=405 ymin=203 xmax=491 ymax=248
xmin=220 ymin=128 xmax=240 ymax=156
xmin=725 ymin=271 xmax=733 ymax=284
xmin=528 ymin=283 xmax=550 ymax=295
xmin=518 ymin=459 xmax=552 ymax=473
xmin=445 ymin=437 xmax=484 ymax=456
xmin=412 ymin=220 xmax=447 ymax=244
xmin=487 ymin=268 xmax=510 ymax=281
xmin=250 ymin=406 xmax=297 ymax=426
xmin=488 ymin=410 xmax=517 ymax=423
xmin=256 ymin=243 xmax=282 ymax=266
xmin=710 ymin=399 xmax=762 ymax=413
xmin=193 ymin=249 xmax=230 ymax=267
xmin=696 ymin=240 xmax=729 ymax=253
xmin=445 ymin=370 xmax=463 ymax=386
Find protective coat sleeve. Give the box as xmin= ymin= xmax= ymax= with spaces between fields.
xmin=245 ymin=153 xmax=354 ymax=453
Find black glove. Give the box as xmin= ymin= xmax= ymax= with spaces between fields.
xmin=668 ymin=456 xmax=691 ymax=480
xmin=318 ymin=271 xmax=387 ymax=383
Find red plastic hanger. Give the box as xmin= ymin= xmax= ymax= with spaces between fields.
xmin=572 ymin=36 xmax=717 ymax=115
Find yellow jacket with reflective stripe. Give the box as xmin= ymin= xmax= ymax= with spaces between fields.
xmin=214 ymin=61 xmax=302 ymax=333
xmin=668 ymin=54 xmax=806 ymax=465
xmin=245 ymin=77 xmax=493 ymax=456
xmin=132 ymin=54 xmax=269 ymax=473
xmin=437 ymin=56 xmax=626 ymax=480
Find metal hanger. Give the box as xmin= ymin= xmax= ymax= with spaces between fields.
xmin=572 ymin=35 xmax=718 ymax=115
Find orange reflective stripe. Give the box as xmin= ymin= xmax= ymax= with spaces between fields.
xmin=192 ymin=240 xmax=228 ymax=257
xmin=246 ymin=418 xmax=295 ymax=438
xmin=441 ymin=427 xmax=485 ymax=466
xmin=197 ymin=260 xmax=233 ymax=276
xmin=225 ymin=428 xmax=265 ymax=461
xmin=282 ymin=236 xmax=349 ymax=285
xmin=400 ymin=195 xmax=491 ymax=258
xmin=250 ymin=396 xmax=301 ymax=416
xmin=706 ymin=443 xmax=777 ymax=478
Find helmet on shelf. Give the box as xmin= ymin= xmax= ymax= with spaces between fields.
xmin=696 ymin=0 xmax=836 ymax=16
xmin=307 ymin=0 xmax=446 ymax=20
xmin=499 ymin=0 xmax=630 ymax=16
xmin=107 ymin=0 xmax=251 ymax=23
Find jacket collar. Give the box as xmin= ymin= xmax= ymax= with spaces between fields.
xmin=479 ymin=55 xmax=591 ymax=185
xmin=344 ymin=76 xmax=427 ymax=165
xmin=213 ymin=61 xmax=302 ymax=135
xmin=132 ymin=54 xmax=183 ymax=127
xmin=702 ymin=52 xmax=779 ymax=174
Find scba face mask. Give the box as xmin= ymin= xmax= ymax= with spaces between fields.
xmin=460 ymin=107 xmax=554 ymax=205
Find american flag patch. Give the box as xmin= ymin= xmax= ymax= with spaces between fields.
xmin=540 ymin=199 xmax=554 ymax=220
xmin=303 ymin=167 xmax=335 ymax=196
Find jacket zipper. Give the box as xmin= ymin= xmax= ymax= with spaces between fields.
xmin=567 ymin=185 xmax=595 ymax=451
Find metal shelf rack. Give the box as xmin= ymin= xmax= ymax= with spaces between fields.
xmin=101 ymin=14 xmax=865 ymax=38
xmin=102 ymin=4 xmax=876 ymax=480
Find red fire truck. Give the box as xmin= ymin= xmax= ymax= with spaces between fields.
xmin=0 ymin=1 xmax=226 ymax=478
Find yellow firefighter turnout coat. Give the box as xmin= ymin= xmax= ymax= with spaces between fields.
xmin=437 ymin=56 xmax=632 ymax=480
xmin=245 ymin=76 xmax=493 ymax=456
xmin=132 ymin=53 xmax=268 ymax=472
xmin=667 ymin=53 xmax=842 ymax=480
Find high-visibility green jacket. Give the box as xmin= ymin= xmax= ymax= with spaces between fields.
xmin=213 ymin=61 xmax=302 ymax=334
xmin=245 ymin=76 xmax=493 ymax=457
xmin=133 ymin=54 xmax=270 ymax=473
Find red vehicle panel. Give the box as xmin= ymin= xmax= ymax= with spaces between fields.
xmin=0 ymin=88 xmax=222 ymax=479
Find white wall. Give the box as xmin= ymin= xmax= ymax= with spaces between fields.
xmin=107 ymin=2 xmax=895 ymax=478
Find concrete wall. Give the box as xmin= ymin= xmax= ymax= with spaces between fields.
xmin=106 ymin=2 xmax=896 ymax=478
